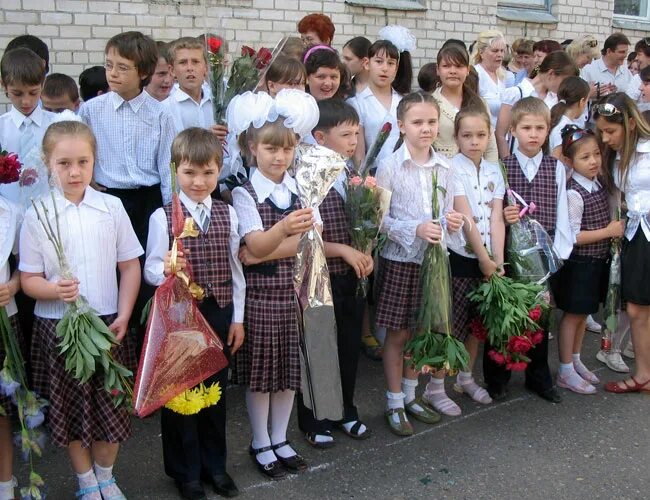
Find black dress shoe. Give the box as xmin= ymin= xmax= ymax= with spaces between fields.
xmin=249 ymin=443 xmax=287 ymax=480
xmin=175 ymin=480 xmax=207 ymax=500
xmin=487 ymin=386 xmax=509 ymax=401
xmin=533 ymin=386 xmax=562 ymax=403
xmin=272 ymin=440 xmax=308 ymax=473
xmin=204 ymin=472 xmax=239 ymax=498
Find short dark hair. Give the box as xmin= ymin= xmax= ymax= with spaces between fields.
xmin=313 ymin=98 xmax=359 ymax=133
xmin=43 ymin=73 xmax=79 ymax=101
xmin=343 ymin=36 xmax=371 ymax=58
xmin=105 ymin=31 xmax=158 ymax=88
xmin=156 ymin=40 xmax=171 ymax=64
xmin=6 ymin=35 xmax=49 ymax=72
xmin=417 ymin=63 xmax=439 ymax=93
xmin=640 ymin=65 xmax=650 ymax=83
xmin=635 ymin=37 xmax=650 ymax=58
xmin=602 ymin=33 xmax=630 ymax=56
xmin=442 ymin=38 xmax=467 ymax=50
xmin=533 ymin=39 xmax=562 ymax=54
xmin=171 ymin=127 xmax=223 ymax=168
xmin=79 ymin=66 xmax=109 ymax=101
xmin=0 ymin=48 xmax=46 ymax=87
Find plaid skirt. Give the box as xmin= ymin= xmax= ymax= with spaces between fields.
xmin=375 ymin=258 xmax=422 ymax=331
xmin=0 ymin=315 xmax=23 ymax=418
xmin=32 ymin=315 xmax=135 ymax=448
xmin=451 ymin=276 xmax=482 ymax=342
xmin=234 ymin=290 xmax=301 ymax=393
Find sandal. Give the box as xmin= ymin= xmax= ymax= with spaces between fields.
xmin=305 ymin=430 xmax=335 ymax=449
xmin=384 ymin=408 xmax=413 ymax=436
xmin=337 ymin=420 xmax=372 ymax=440
xmin=98 ymin=477 xmax=127 ymax=500
xmin=453 ymin=379 xmax=493 ymax=405
xmin=404 ymin=397 xmax=441 ymax=424
xmin=75 ymin=485 xmax=101 ymax=499
xmin=248 ymin=444 xmax=287 ymax=480
xmin=604 ymin=376 xmax=650 ymax=394
xmin=271 ymin=440 xmax=308 ymax=473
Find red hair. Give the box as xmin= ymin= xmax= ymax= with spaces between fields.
xmin=297 ymin=14 xmax=335 ymax=45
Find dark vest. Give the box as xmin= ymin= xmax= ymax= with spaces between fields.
xmin=320 ymin=187 xmax=352 ymax=275
xmin=568 ymin=177 xmax=610 ymax=258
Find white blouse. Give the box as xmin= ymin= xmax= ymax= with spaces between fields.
xmin=376 ymin=143 xmax=455 ymax=264
xmin=0 ymin=197 xmax=21 ymax=316
xmin=549 ymin=114 xmax=586 ymax=152
xmin=614 ymin=139 xmax=650 ymax=241
xmin=19 ymin=187 xmax=144 ymax=319
xmin=450 ymin=153 xmax=505 ymax=258
xmin=567 ymin=172 xmax=603 ymax=237
xmin=475 ymin=64 xmax=505 ymax=128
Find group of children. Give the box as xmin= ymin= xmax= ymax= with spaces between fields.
xmin=0 ymin=20 xmax=649 ymax=500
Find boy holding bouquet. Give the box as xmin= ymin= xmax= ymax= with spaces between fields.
xmin=144 ymin=127 xmax=244 ymax=499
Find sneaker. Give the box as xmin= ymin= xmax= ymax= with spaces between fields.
xmin=585 ymin=315 xmax=602 ymax=333
xmin=596 ymin=350 xmax=630 ymax=373
xmin=623 ymin=341 xmax=635 ymax=359
xmin=557 ymin=373 xmax=597 ymax=395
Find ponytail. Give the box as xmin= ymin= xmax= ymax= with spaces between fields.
xmin=549 ymin=76 xmax=590 ymax=132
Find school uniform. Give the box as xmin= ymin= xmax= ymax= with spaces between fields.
xmin=449 ymin=154 xmax=505 ymax=341
xmin=144 ymin=191 xmax=245 ymax=483
xmin=483 ymin=149 xmax=573 ymax=395
xmin=374 ymin=143 xmax=455 ymax=331
xmin=18 ymin=187 xmax=143 ymax=448
xmin=163 ymin=87 xmax=215 ymax=134
xmin=615 ymin=139 xmax=650 ymax=305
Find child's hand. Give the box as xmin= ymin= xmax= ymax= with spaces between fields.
xmin=416 ymin=221 xmax=443 ymax=244
xmin=108 ymin=316 xmax=129 ymax=343
xmin=341 ymin=246 xmax=374 ymax=278
xmin=445 ymin=211 xmax=464 ymax=233
xmin=503 ymin=205 xmax=521 ymax=225
xmin=0 ymin=283 xmax=15 ymax=307
xmin=479 ymin=258 xmax=498 ymax=279
xmin=282 ymin=208 xmax=315 ymax=236
xmin=239 ymin=246 xmax=262 ymax=265
xmin=211 ymin=124 xmax=229 ymax=143
xmin=607 ymin=219 xmax=625 ymax=238
xmin=227 ymin=322 xmax=245 ymax=355
xmin=164 ymin=250 xmax=188 ymax=276
xmin=55 ymin=278 xmax=79 ymax=303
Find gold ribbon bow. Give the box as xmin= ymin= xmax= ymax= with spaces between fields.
xmin=169 ymin=217 xmax=205 ymax=301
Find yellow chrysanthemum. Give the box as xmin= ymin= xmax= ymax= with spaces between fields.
xmin=164 ymin=382 xmax=222 ymax=415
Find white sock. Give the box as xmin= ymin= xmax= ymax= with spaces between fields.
xmin=270 ymin=389 xmax=297 ymax=459
xmin=457 ymin=370 xmax=473 ymax=384
xmin=559 ymin=362 xmax=584 ymax=384
xmin=94 ymin=462 xmax=123 ymax=498
xmin=76 ymin=469 xmax=101 ymax=500
xmin=342 ymin=420 xmax=367 ymax=435
xmin=245 ymin=390 xmax=275 ymax=465
xmin=401 ymin=378 xmax=418 ymax=404
xmin=386 ymin=391 xmax=406 ymax=425
xmin=572 ymin=353 xmax=599 ymax=383
xmin=0 ymin=477 xmax=16 ymax=500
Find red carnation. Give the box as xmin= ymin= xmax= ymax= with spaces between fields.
xmin=110 ymin=388 xmax=121 ymax=397
xmin=528 ymin=305 xmax=542 ymax=322
xmin=488 ymin=349 xmax=506 ymax=365
xmin=0 ymin=151 xmax=22 ymax=185
xmin=207 ymin=37 xmax=222 ymax=54
xmin=470 ymin=318 xmax=487 ymax=341
xmin=255 ymin=47 xmax=273 ymax=69
xmin=507 ymin=335 xmax=532 ymax=354
xmin=530 ymin=330 xmax=544 ymax=345
xmin=506 ymin=361 xmax=528 ymax=371
xmin=241 ymin=45 xmax=256 ymax=57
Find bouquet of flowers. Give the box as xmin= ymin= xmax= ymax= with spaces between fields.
xmin=601 ymin=208 xmax=622 ymax=352
xmin=206 ymin=36 xmax=273 ymax=125
xmin=31 ymin=191 xmax=133 ymax=407
xmin=0 ymin=147 xmax=21 ymax=183
xmin=404 ymin=172 xmax=469 ymax=374
xmin=133 ymin=166 xmax=228 ymax=417
xmin=468 ymin=274 xmax=548 ymax=370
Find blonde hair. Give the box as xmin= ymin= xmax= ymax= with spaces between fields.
xmin=566 ymin=36 xmax=600 ymax=65
xmin=472 ymin=30 xmax=507 ymax=81
xmin=510 ymin=96 xmax=551 ymax=129
xmin=168 ymin=36 xmax=206 ymax=64
xmin=42 ymin=120 xmax=97 ymax=165
xmin=171 ymin=127 xmax=223 ymax=168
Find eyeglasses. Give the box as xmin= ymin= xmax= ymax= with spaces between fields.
xmin=594 ymin=103 xmax=621 ymax=116
xmin=104 ymin=62 xmax=136 ymax=74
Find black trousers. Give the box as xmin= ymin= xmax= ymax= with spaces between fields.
xmin=161 ymin=299 xmax=232 ymax=483
xmin=298 ymin=271 xmax=365 ymax=433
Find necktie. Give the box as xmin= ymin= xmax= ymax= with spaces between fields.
xmin=197 ymin=202 xmax=209 ymax=232
xmin=19 ymin=117 xmax=35 ymax=163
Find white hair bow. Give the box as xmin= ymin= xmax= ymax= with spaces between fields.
xmin=378 ymin=25 xmax=417 ymax=53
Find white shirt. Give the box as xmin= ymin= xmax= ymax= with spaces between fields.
xmin=450 ymin=154 xmax=505 ymax=258
xmin=0 ymin=106 xmax=55 ymax=205
xmin=614 ymin=139 xmax=650 ymax=241
xmin=580 ymin=57 xmax=633 ymax=93
xmin=567 ymin=172 xmax=603 ymax=237
xmin=376 ymin=143 xmax=455 ymax=264
xmin=232 ymin=169 xmax=321 ymax=237
xmin=512 ymin=148 xmax=574 ymax=259
xmin=163 ymin=87 xmax=215 ymax=134
xmin=626 ymin=73 xmax=642 ymax=102
xmin=347 ymin=86 xmax=402 ymax=166
xmin=0 ymin=197 xmax=21 ymax=316
xmin=475 ymin=63 xmax=505 ymax=128
xmin=550 ymin=114 xmax=585 ymax=151
xmin=144 ymin=191 xmax=245 ymax=323
xmin=19 ymin=187 xmax=143 ymax=319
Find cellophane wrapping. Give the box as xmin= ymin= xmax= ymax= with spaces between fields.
xmin=507 ymin=216 xmax=562 ymax=285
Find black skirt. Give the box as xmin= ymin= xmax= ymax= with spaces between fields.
xmin=550 ymin=252 xmax=608 ymax=314
xmin=621 ymin=228 xmax=650 ymax=305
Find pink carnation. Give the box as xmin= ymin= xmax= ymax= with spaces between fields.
xmin=528 ymin=305 xmax=542 ymax=322
xmin=507 ymin=335 xmax=532 ymax=354
xmin=488 ymin=349 xmax=506 ymax=365
xmin=364 ymin=176 xmax=377 ymax=188
xmin=349 ymin=176 xmax=363 ymax=187
xmin=530 ymin=330 xmax=544 ymax=345
xmin=506 ymin=361 xmax=528 ymax=371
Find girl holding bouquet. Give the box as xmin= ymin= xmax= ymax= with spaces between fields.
xmin=19 ymin=117 xmax=143 ymax=500
xmin=594 ymin=93 xmax=650 ymax=394
xmin=375 ymin=91 xmax=463 ymax=436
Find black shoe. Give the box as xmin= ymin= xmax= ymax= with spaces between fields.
xmin=248 ymin=444 xmax=287 ymax=480
xmin=532 ymin=386 xmax=562 ymax=403
xmin=487 ymin=386 xmax=509 ymax=401
xmin=272 ymin=440 xmax=309 ymax=473
xmin=204 ymin=472 xmax=239 ymax=498
xmin=175 ymin=480 xmax=207 ymax=500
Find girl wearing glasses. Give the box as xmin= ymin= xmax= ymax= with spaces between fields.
xmin=594 ymin=93 xmax=650 ymax=394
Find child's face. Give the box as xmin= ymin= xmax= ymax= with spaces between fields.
xmin=639 ymin=79 xmax=650 ymax=103
xmin=596 ymin=117 xmax=626 ymax=151
xmin=146 ymin=57 xmax=173 ymax=102
xmin=314 ymin=121 xmax=360 ymax=159
xmin=105 ymin=47 xmax=146 ymax=99
xmin=342 ymin=47 xmax=366 ymax=77
xmin=41 ymin=92 xmax=80 ymax=113
xmin=567 ymin=137 xmax=602 ymax=180
xmin=437 ymin=58 xmax=468 ymax=90
xmin=177 ymin=159 xmax=219 ymax=202
xmin=251 ymin=142 xmax=295 ymax=183
xmin=47 ymin=136 xmax=94 ymax=203
xmin=511 ymin=114 xmax=549 ymax=157
xmin=4 ymin=82 xmax=42 ymax=116
xmin=307 ymin=67 xmax=340 ymax=101
xmin=455 ymin=115 xmax=490 ymax=165
xmin=366 ymin=50 xmax=398 ymax=89
xmin=398 ymin=102 xmax=439 ymax=152
xmin=173 ymin=48 xmax=207 ymax=96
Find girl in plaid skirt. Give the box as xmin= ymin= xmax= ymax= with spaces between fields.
xmin=19 ymin=117 xmax=143 ymax=500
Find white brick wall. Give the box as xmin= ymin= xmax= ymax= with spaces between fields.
xmin=0 ymin=0 xmax=649 ymax=111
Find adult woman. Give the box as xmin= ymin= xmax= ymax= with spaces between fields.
xmin=566 ymin=36 xmax=600 ymax=69
xmin=298 ymin=13 xmax=335 ymax=46
xmin=472 ymin=30 xmax=507 ymax=128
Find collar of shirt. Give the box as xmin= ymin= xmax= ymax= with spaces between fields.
xmin=572 ymin=171 xmax=601 ymax=193
xmin=110 ymin=90 xmax=148 ymax=113
xmin=452 ymin=152 xmax=484 ymax=174
xmin=358 ymin=85 xmax=399 ymax=101
xmin=9 ymin=105 xmax=45 ymax=129
xmin=397 ymin=142 xmax=449 ymax=170
xmin=250 ymin=169 xmax=298 ymax=203
xmin=62 ymin=186 xmax=110 ymax=213
xmin=514 ymin=148 xmax=543 ymax=180
xmin=173 ymin=87 xmax=211 ymax=106
xmin=179 ymin=190 xmax=212 ymax=214
xmin=596 ymin=57 xmax=623 ymax=77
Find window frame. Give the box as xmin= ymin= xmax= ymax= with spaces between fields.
xmin=613 ymin=0 xmax=650 ymax=21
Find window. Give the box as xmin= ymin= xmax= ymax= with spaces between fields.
xmin=614 ymin=0 xmax=649 ymax=18
xmin=496 ymin=0 xmax=557 ymax=24
xmin=500 ymin=0 xmax=548 ymax=10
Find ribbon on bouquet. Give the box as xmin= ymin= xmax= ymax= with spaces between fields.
xmin=169 ymin=217 xmax=205 ymax=301
xmin=508 ymin=188 xmax=537 ymax=219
